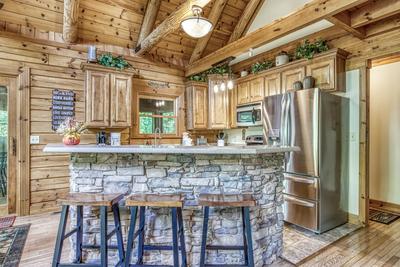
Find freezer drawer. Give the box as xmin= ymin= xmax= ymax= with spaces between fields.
xmin=283 ymin=194 xmax=318 ymax=232
xmin=283 ymin=173 xmax=319 ymax=200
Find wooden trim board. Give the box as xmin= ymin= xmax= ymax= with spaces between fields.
xmin=370 ymin=199 xmax=400 ymax=216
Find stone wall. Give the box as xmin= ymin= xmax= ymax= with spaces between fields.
xmin=69 ymin=153 xmax=285 ymax=266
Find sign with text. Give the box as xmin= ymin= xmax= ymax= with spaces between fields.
xmin=52 ymin=89 xmax=75 ymax=131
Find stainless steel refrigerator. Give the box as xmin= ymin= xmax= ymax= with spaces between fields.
xmin=263 ymin=88 xmax=349 ymax=233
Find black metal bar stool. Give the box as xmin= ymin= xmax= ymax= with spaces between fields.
xmin=52 ymin=193 xmax=125 ymax=267
xmin=199 ymin=194 xmax=256 ymax=267
xmin=125 ymin=193 xmax=187 ymax=267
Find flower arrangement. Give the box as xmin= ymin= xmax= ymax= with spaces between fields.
xmin=56 ymin=117 xmax=87 ymax=145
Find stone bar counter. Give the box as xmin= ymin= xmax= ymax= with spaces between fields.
xmin=44 ymin=144 xmax=298 ymax=266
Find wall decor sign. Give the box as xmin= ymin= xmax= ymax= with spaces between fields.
xmin=52 ymin=89 xmax=75 ymax=131
xmin=147 ymin=81 xmax=170 ymax=89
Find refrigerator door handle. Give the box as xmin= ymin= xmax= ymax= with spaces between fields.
xmin=312 ymin=90 xmax=319 ymax=176
xmin=280 ymin=94 xmax=287 ymax=146
xmin=284 ymin=195 xmax=316 ymax=208
xmin=284 ymin=174 xmax=315 ymax=184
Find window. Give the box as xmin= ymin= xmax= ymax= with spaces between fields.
xmin=138 ymin=96 xmax=177 ymax=135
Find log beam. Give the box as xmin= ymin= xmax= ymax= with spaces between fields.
xmin=138 ymin=0 xmax=162 ymax=44
xmin=327 ymin=11 xmax=365 ymax=39
xmin=351 ymin=0 xmax=400 ymax=28
xmin=0 ymin=0 xmax=4 ymax=10
xmin=189 ymin=0 xmax=228 ymax=63
xmin=63 ymin=0 xmax=80 ymax=43
xmin=185 ymin=0 xmax=368 ymax=76
xmin=135 ymin=0 xmax=211 ymax=56
xmin=228 ymin=0 xmax=264 ymax=43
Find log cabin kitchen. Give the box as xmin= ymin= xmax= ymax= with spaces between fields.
xmin=1 ymin=0 xmax=400 ymax=266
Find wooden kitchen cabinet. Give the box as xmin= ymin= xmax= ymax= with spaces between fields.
xmin=249 ymin=77 xmax=264 ymax=102
xmin=208 ymin=76 xmax=230 ymax=129
xmin=82 ymin=63 xmax=133 ymax=128
xmin=282 ymin=66 xmax=305 ymax=92
xmin=237 ymin=81 xmax=250 ymax=105
xmin=264 ymin=72 xmax=281 ymax=96
xmin=185 ymin=81 xmax=208 ymax=130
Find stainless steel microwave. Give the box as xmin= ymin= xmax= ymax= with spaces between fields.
xmin=236 ymin=103 xmax=262 ymax=127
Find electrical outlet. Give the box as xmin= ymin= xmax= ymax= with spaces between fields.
xmin=30 ymin=135 xmax=40 ymax=144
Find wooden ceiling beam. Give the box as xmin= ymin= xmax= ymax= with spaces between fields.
xmin=135 ymin=0 xmax=212 ymax=56
xmin=189 ymin=0 xmax=228 ymax=63
xmin=351 ymin=0 xmax=400 ymax=28
xmin=138 ymin=0 xmax=162 ymax=44
xmin=63 ymin=0 xmax=80 ymax=43
xmin=0 ymin=0 xmax=4 ymax=10
xmin=327 ymin=11 xmax=365 ymax=39
xmin=228 ymin=0 xmax=264 ymax=43
xmin=186 ymin=0 xmax=368 ymax=76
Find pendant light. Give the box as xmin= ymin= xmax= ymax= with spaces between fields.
xmin=227 ymin=80 xmax=234 ymax=90
xmin=181 ymin=5 xmax=213 ymax=38
xmin=220 ymin=82 xmax=226 ymax=91
xmin=213 ymin=83 xmax=219 ymax=93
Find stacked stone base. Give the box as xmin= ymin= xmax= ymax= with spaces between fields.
xmin=69 ymin=153 xmax=285 ymax=266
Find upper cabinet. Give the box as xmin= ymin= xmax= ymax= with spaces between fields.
xmin=208 ymin=75 xmax=230 ymax=129
xmin=264 ymin=72 xmax=281 ymax=96
xmin=281 ymin=66 xmax=305 ymax=92
xmin=237 ymin=81 xmax=250 ymax=105
xmin=236 ymin=77 xmax=264 ymax=106
xmin=185 ymin=81 xmax=208 ymax=130
xmin=82 ymin=63 xmax=133 ymax=128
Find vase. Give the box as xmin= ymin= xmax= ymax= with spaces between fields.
xmin=63 ymin=134 xmax=80 ymax=145
xmin=275 ymin=52 xmax=289 ymax=66
xmin=293 ymin=81 xmax=303 ymax=90
xmin=303 ymin=76 xmax=315 ymax=89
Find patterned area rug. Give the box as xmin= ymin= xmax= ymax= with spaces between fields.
xmin=0 ymin=216 xmax=16 ymax=229
xmin=282 ymin=222 xmax=361 ymax=265
xmin=0 ymin=224 xmax=30 ymax=267
xmin=369 ymin=209 xmax=400 ymax=224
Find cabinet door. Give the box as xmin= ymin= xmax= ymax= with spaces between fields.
xmin=193 ymin=85 xmax=208 ymax=129
xmin=110 ymin=73 xmax=132 ymax=127
xmin=85 ymin=70 xmax=110 ymax=127
xmin=282 ymin=66 xmax=305 ymax=92
xmin=249 ymin=77 xmax=264 ymax=102
xmin=264 ymin=72 xmax=281 ymax=96
xmin=229 ymin=86 xmax=237 ymax=128
xmin=306 ymin=58 xmax=335 ymax=90
xmin=209 ymin=80 xmax=229 ymax=129
xmin=237 ymin=81 xmax=250 ymax=105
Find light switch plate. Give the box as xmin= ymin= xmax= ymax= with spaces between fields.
xmin=30 ymin=135 xmax=40 ymax=144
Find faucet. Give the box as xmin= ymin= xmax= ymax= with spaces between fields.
xmin=154 ymin=128 xmax=161 ymax=147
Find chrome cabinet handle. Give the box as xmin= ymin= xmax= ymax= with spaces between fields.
xmin=284 ymin=195 xmax=315 ymax=207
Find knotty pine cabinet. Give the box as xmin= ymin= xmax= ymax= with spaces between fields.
xmin=236 ymin=77 xmax=264 ymax=105
xmin=237 ymin=81 xmax=250 ymax=105
xmin=264 ymin=72 xmax=281 ymax=96
xmin=208 ymin=75 xmax=230 ymax=129
xmin=82 ymin=63 xmax=133 ymax=128
xmin=185 ymin=81 xmax=208 ymax=130
xmin=281 ymin=66 xmax=305 ymax=92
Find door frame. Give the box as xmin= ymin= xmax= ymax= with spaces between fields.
xmin=0 ymin=76 xmax=17 ymax=215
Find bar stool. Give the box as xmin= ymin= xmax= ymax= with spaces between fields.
xmin=125 ymin=193 xmax=187 ymax=267
xmin=52 ymin=193 xmax=125 ymax=267
xmin=199 ymin=194 xmax=256 ymax=267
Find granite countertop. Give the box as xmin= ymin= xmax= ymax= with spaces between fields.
xmin=43 ymin=143 xmax=299 ymax=155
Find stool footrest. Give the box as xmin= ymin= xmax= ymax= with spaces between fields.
xmin=107 ymin=228 xmax=116 ymax=240
xmin=143 ymin=245 xmax=184 ymax=251
xmin=63 ymin=228 xmax=78 ymax=240
xmin=206 ymin=245 xmax=245 ymax=251
xmin=82 ymin=244 xmax=119 ymax=250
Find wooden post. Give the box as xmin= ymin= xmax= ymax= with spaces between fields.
xmin=63 ymin=0 xmax=80 ymax=43
xmin=138 ymin=0 xmax=162 ymax=44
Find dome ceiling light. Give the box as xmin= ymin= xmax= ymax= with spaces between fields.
xmin=181 ymin=5 xmax=213 ymax=38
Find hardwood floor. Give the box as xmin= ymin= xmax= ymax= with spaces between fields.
xmin=11 ymin=212 xmax=400 ymax=267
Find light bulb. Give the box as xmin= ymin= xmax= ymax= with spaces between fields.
xmin=227 ymin=80 xmax=234 ymax=90
xmin=220 ymin=82 xmax=226 ymax=91
xmin=213 ymin=84 xmax=219 ymax=93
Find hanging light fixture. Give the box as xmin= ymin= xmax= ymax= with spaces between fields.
xmin=213 ymin=83 xmax=219 ymax=93
xmin=220 ymin=82 xmax=226 ymax=91
xmin=227 ymin=80 xmax=234 ymax=90
xmin=181 ymin=5 xmax=213 ymax=38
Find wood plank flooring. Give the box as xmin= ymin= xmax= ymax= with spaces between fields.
xmin=11 ymin=212 xmax=400 ymax=267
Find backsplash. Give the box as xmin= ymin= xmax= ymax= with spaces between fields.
xmin=224 ymin=126 xmax=263 ymax=144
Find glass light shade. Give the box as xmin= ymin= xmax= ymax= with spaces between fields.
xmin=227 ymin=80 xmax=234 ymax=90
xmin=220 ymin=82 xmax=226 ymax=91
xmin=213 ymin=84 xmax=219 ymax=93
xmin=181 ymin=17 xmax=213 ymax=38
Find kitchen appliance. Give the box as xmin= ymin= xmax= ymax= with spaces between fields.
xmin=245 ymin=135 xmax=264 ymax=145
xmin=236 ymin=103 xmax=262 ymax=127
xmin=263 ymin=88 xmax=349 ymax=233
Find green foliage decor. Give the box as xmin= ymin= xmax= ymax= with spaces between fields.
xmin=295 ymin=39 xmax=329 ymax=60
xmin=188 ymin=64 xmax=230 ymax=82
xmin=97 ymin=53 xmax=132 ymax=70
xmin=250 ymin=60 xmax=274 ymax=74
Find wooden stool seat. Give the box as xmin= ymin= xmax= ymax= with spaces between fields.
xmin=57 ymin=193 xmax=124 ymax=207
xmin=125 ymin=193 xmax=184 ymax=208
xmin=199 ymin=193 xmax=256 ymax=207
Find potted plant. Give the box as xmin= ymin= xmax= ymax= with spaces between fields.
xmin=295 ymin=39 xmax=329 ymax=60
xmin=56 ymin=117 xmax=87 ymax=145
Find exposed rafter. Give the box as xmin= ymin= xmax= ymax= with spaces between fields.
xmin=189 ymin=0 xmax=228 ymax=63
xmin=327 ymin=11 xmax=365 ymax=39
xmin=63 ymin=0 xmax=80 ymax=43
xmin=138 ymin=0 xmax=161 ymax=44
xmin=185 ymin=0 xmax=368 ymax=76
xmin=0 ymin=0 xmax=4 ymax=10
xmin=228 ymin=0 xmax=264 ymax=43
xmin=351 ymin=0 xmax=400 ymax=28
xmin=135 ymin=0 xmax=211 ymax=56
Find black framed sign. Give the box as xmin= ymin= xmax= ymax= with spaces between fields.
xmin=52 ymin=89 xmax=75 ymax=131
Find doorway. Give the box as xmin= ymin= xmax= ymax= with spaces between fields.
xmin=0 ymin=76 xmax=17 ymax=216
xmin=368 ymin=55 xmax=400 ymax=219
